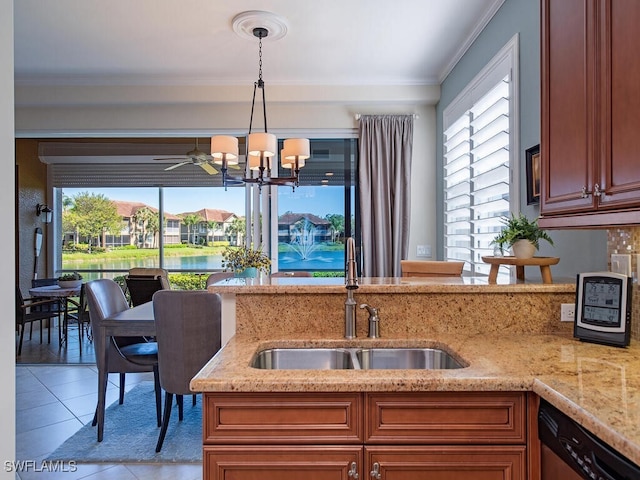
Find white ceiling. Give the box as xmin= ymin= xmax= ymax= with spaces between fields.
xmin=14 ymin=0 xmax=504 ymax=88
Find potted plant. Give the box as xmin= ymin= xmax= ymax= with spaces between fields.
xmin=491 ymin=213 xmax=554 ymax=259
xmin=221 ymin=246 xmax=271 ymax=278
xmin=58 ymin=272 xmax=83 ymax=288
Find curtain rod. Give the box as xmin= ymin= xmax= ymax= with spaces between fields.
xmin=354 ymin=113 xmax=419 ymax=120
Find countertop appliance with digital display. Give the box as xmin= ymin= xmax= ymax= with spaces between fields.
xmin=574 ymin=272 xmax=632 ymax=347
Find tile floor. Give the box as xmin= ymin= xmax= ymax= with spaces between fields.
xmin=15 ymin=323 xmax=202 ymax=479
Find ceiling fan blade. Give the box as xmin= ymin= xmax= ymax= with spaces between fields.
xmin=200 ymin=162 xmax=219 ymax=175
xmin=154 ymin=157 xmax=189 ymax=162
xmin=165 ymin=161 xmax=191 ymax=171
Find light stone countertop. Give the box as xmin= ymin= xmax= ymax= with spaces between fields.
xmin=194 ymin=278 xmax=640 ymax=465
xmin=192 ymin=332 xmax=640 ymax=465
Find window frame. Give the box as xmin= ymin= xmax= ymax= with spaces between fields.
xmin=442 ymin=34 xmax=520 ymax=279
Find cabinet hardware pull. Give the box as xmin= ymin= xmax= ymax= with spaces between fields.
xmin=348 ymin=461 xmax=359 ymax=479
xmin=593 ymin=183 xmax=602 ymax=197
xmin=582 ymin=184 xmax=604 ymax=198
xmin=370 ymin=462 xmax=381 ymax=479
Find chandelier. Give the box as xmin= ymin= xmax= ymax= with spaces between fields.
xmin=211 ymin=25 xmax=309 ymax=190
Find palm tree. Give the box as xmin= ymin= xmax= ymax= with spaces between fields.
xmin=225 ymin=217 xmax=245 ymax=246
xmin=181 ymin=214 xmax=203 ymax=245
xmin=206 ymin=220 xmax=220 ymax=245
xmin=134 ymin=206 xmax=155 ymax=248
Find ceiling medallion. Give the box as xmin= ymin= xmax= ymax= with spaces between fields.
xmin=232 ymin=11 xmax=289 ymax=41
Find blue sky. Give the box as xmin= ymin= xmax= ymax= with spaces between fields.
xmin=63 ymin=186 xmax=345 ymax=218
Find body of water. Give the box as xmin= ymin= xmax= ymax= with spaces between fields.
xmin=64 ymin=250 xmax=344 ymax=272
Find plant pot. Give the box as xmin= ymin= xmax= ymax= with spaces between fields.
xmin=511 ymin=239 xmax=536 ymax=259
xmin=234 ymin=267 xmax=258 ymax=278
xmin=58 ymin=279 xmax=82 ymax=289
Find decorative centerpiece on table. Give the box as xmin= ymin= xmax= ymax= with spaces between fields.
xmin=490 ymin=213 xmax=554 ymax=259
xmin=58 ymin=272 xmax=83 ymax=288
xmin=221 ymin=246 xmax=271 ymax=278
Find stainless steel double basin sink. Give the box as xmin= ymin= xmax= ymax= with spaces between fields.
xmin=250 ymin=346 xmax=466 ymax=370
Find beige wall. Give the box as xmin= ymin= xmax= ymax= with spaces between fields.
xmin=16 ymin=140 xmax=50 ymax=293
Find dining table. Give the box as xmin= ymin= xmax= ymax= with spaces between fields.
xmin=29 ymin=284 xmax=82 ymax=347
xmin=95 ymin=300 xmax=156 ymax=442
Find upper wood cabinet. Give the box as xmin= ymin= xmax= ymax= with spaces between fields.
xmin=540 ymin=0 xmax=640 ymax=227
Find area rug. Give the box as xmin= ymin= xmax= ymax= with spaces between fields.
xmin=47 ymin=382 xmax=202 ymax=463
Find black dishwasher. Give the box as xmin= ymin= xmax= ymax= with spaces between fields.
xmin=538 ymin=399 xmax=640 ymax=480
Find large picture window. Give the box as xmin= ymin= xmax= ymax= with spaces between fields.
xmin=48 ymin=137 xmax=358 ymax=279
xmin=275 ymin=138 xmax=358 ymax=273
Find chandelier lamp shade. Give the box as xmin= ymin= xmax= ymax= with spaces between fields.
xmin=211 ymin=23 xmax=309 ymax=190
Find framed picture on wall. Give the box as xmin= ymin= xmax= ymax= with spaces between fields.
xmin=525 ymin=144 xmax=541 ymax=205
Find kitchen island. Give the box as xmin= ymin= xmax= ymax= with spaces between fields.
xmin=194 ymin=277 xmax=640 ymax=478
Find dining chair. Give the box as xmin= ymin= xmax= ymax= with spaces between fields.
xmin=30 ymin=277 xmax=63 ymax=333
xmin=65 ymin=283 xmax=91 ymax=353
xmin=15 ymin=286 xmax=61 ymax=356
xmin=270 ymin=271 xmax=313 ymax=277
xmin=152 ymin=289 xmax=222 ymax=452
xmin=85 ymin=278 xmax=162 ymax=438
xmin=125 ymin=267 xmax=170 ymax=307
xmin=400 ymin=260 xmax=465 ymax=277
xmin=205 ymin=271 xmax=234 ymax=287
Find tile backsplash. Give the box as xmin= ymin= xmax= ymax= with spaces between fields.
xmin=607 ymin=227 xmax=640 ymax=340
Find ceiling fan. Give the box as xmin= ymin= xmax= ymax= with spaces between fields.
xmin=154 ymin=138 xmax=243 ymax=175
xmin=153 ymin=138 xmax=219 ymax=175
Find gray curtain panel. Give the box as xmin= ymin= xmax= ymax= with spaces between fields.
xmin=358 ymin=114 xmax=414 ymax=277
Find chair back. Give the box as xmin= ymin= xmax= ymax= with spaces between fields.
xmin=400 ymin=260 xmax=465 ymax=277
xmin=31 ymin=278 xmax=58 ymax=288
xmin=86 ymin=279 xmax=153 ymax=374
xmin=127 ymin=268 xmax=170 ymax=289
xmin=15 ymin=286 xmax=25 ymax=325
xmin=125 ymin=275 xmax=165 ymax=306
xmin=125 ymin=267 xmax=169 ymax=306
xmin=152 ymin=290 xmax=222 ymax=395
xmin=30 ymin=278 xmax=62 ymax=313
xmin=205 ymin=272 xmax=234 ymax=287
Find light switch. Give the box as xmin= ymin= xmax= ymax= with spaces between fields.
xmin=611 ymin=254 xmax=631 ymax=276
xmin=417 ymin=245 xmax=431 ymax=257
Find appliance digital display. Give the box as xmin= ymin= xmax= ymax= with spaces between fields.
xmin=575 ymin=272 xmax=631 ymax=348
xmin=582 ymin=278 xmax=622 ymax=327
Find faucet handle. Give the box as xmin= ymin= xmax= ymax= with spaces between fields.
xmin=359 ymin=304 xmax=378 ymax=316
xmin=360 ymin=304 xmax=380 ymax=339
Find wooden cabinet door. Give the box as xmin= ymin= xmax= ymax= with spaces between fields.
xmin=597 ymin=0 xmax=640 ymax=210
xmin=365 ymin=446 xmax=526 ymax=480
xmin=541 ymin=0 xmax=597 ymax=216
xmin=204 ymin=445 xmax=362 ymax=480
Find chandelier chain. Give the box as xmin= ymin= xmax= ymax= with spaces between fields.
xmin=258 ymin=36 xmax=263 ymax=83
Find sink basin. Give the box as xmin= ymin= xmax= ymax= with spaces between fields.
xmin=250 ymin=348 xmax=355 ymax=370
xmin=355 ymin=348 xmax=465 ymax=370
xmin=251 ymin=346 xmax=466 ymax=370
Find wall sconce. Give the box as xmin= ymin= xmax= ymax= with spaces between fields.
xmin=36 ymin=203 xmax=52 ymax=224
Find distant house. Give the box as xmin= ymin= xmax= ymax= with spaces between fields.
xmin=106 ymin=201 xmax=182 ymax=247
xmin=278 ymin=213 xmax=332 ymax=244
xmin=178 ymin=208 xmax=241 ymax=245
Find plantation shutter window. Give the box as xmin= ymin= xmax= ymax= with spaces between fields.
xmin=442 ymin=36 xmax=518 ymax=281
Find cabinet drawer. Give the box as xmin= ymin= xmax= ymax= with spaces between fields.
xmin=204 ymin=392 xmax=363 ymax=444
xmin=365 ymin=445 xmax=526 ymax=480
xmin=366 ymin=392 xmax=526 ymax=444
xmin=205 ymin=445 xmax=362 ymax=480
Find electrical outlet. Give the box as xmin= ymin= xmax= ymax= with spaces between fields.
xmin=561 ymin=303 xmax=575 ymax=322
